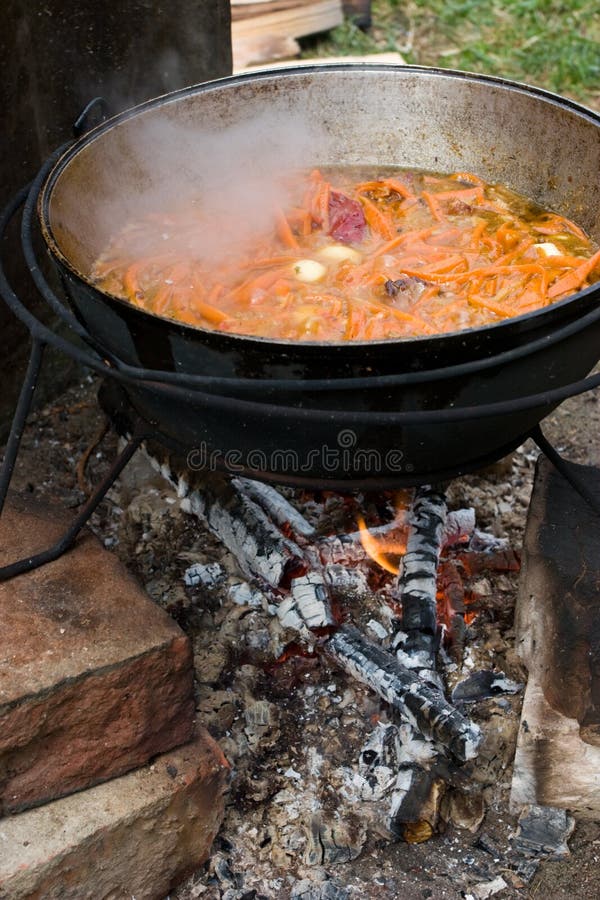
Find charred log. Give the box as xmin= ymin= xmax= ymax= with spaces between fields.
xmin=392 ymin=485 xmax=447 ymax=686
xmin=180 ymin=474 xmax=305 ymax=588
xmin=232 ymin=477 xmax=316 ymax=542
xmin=278 ymin=572 xmax=335 ymax=633
xmin=324 ymin=625 xmax=481 ymax=762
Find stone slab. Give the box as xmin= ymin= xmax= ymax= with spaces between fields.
xmin=0 ymin=493 xmax=195 ymax=814
xmin=0 ymin=726 xmax=230 ymax=900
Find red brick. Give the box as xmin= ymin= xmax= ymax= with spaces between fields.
xmin=0 ymin=727 xmax=230 ymax=900
xmin=0 ymin=493 xmax=195 ymax=814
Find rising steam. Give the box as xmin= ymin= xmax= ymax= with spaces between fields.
xmin=50 ymin=100 xmax=333 ymax=272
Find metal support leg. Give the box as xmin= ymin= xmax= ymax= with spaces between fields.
xmin=0 ymin=339 xmax=45 ymax=516
xmin=0 ymin=428 xmax=146 ymax=581
xmin=531 ymin=424 xmax=600 ymax=518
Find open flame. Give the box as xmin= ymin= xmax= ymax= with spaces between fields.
xmin=356 ymin=493 xmax=410 ymax=575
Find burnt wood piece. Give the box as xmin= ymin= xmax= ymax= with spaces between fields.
xmin=392 ymin=486 xmax=447 ymax=685
xmin=278 ymin=572 xmax=334 ymax=632
xmin=176 ymin=473 xmax=305 ymax=589
xmin=324 ymin=625 xmax=481 ymax=761
xmin=451 ymin=670 xmax=522 ymax=704
xmin=390 ymin=770 xmax=445 ymax=842
xmin=442 ymin=508 xmax=476 ymax=549
xmin=515 ymin=457 xmax=600 ymax=743
xmin=232 ymin=478 xmax=316 ymax=541
xmin=514 ymin=805 xmax=575 ymax=859
xmin=458 ymin=548 xmax=521 ymax=576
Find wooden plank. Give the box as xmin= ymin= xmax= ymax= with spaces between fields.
xmin=233 ymin=34 xmax=301 ymax=68
xmin=511 ymin=456 xmax=600 ymax=814
xmin=232 ymin=0 xmax=326 ymax=17
xmin=232 ymin=0 xmax=343 ymax=40
xmin=235 ymin=51 xmax=407 ymax=73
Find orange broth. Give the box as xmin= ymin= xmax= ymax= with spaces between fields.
xmin=92 ymin=168 xmax=600 ymax=342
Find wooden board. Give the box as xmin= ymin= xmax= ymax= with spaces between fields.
xmin=234 ymin=50 xmax=406 ymax=72
xmin=232 ymin=0 xmax=343 ymax=40
xmin=510 ymin=456 xmax=600 ymax=814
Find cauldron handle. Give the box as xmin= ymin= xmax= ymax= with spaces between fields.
xmin=73 ymin=97 xmax=110 ymax=137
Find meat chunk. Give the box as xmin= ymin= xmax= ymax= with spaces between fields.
xmin=328 ymin=190 xmax=367 ymax=244
xmin=384 ymin=276 xmax=427 ymax=304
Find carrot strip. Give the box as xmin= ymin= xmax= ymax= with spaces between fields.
xmin=547 ymin=247 xmax=600 ymax=299
xmin=468 ymin=296 xmax=513 ymax=318
xmin=241 ymin=256 xmax=298 ymax=269
xmin=192 ymin=297 xmax=232 ymax=325
xmin=275 ymin=209 xmax=299 ymax=249
xmin=533 ymin=214 xmax=589 ymax=242
xmin=372 ymin=226 xmax=438 ymax=258
xmin=123 ymin=262 xmax=144 ymax=299
xmin=314 ymin=180 xmax=331 ymax=230
xmin=382 ymin=178 xmax=414 ymax=199
xmin=206 ymin=283 xmax=225 ymax=304
xmin=421 ymin=254 xmax=469 ymax=275
xmin=422 ymin=191 xmax=446 ymax=222
xmin=355 ymin=178 xmax=415 ymax=200
xmin=360 ymin=197 xmax=396 ymax=239
xmin=428 ymin=187 xmax=484 ymax=203
xmin=349 ymin=296 xmax=434 ymax=333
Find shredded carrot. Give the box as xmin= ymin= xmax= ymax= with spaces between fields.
xmin=359 ymin=196 xmax=396 ymax=239
xmin=548 ymin=247 xmax=600 ymax=299
xmin=275 ymin=209 xmax=299 ymax=249
xmin=422 ymin=191 xmax=446 ymax=222
xmin=92 ymin=165 xmax=600 ymax=343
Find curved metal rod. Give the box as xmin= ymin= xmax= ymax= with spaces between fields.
xmin=0 ymin=339 xmax=45 ymax=516
xmin=0 ymin=428 xmax=146 ymax=581
xmin=531 ymin=425 xmax=600 ymax=518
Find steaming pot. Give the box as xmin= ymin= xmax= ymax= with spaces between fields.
xmin=38 ymin=65 xmax=600 ymax=488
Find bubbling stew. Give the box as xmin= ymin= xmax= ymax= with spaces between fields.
xmin=92 ymin=168 xmax=600 ymax=342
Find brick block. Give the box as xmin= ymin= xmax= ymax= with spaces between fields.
xmin=0 ymin=727 xmax=229 ymax=900
xmin=0 ymin=493 xmax=195 ymax=814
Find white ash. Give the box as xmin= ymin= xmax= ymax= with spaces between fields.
xmin=465 ymin=875 xmax=509 ymax=900
xmin=443 ymin=507 xmax=476 ymax=547
xmin=290 ymin=573 xmax=335 ymax=629
xmin=228 ymin=580 xmax=265 ymax=608
xmin=323 ymin=564 xmax=369 ymax=597
xmin=366 ymin=619 xmax=389 ymax=642
xmin=470 ymin=530 xmax=511 ymax=552
xmin=184 ymin=561 xmax=225 ymax=588
xmin=277 ymin=596 xmax=311 ymax=637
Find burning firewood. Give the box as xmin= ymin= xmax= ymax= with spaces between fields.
xmin=278 ymin=572 xmax=335 ymax=634
xmin=232 ymin=477 xmax=316 ymax=542
xmin=391 ymin=485 xmax=448 ymax=687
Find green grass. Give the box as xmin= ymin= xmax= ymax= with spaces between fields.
xmin=301 ymin=0 xmax=600 ymax=109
